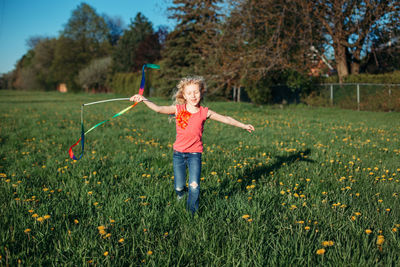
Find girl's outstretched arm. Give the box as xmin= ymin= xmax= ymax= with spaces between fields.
xmin=207 ymin=109 xmax=255 ymax=133
xmin=130 ymin=94 xmax=175 ymax=115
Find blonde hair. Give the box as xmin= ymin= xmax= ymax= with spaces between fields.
xmin=173 ymin=76 xmax=207 ymax=105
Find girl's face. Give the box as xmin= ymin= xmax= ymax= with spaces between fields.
xmin=183 ymin=83 xmax=201 ymax=107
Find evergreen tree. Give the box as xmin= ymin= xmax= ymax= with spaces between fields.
xmin=112 ymin=13 xmax=161 ymax=73
xmin=159 ymin=0 xmax=222 ymax=96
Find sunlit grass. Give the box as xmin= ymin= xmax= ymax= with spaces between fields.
xmin=1 ymin=90 xmax=399 ymax=265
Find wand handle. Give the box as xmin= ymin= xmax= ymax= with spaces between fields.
xmin=83 ymin=98 xmax=130 ymax=106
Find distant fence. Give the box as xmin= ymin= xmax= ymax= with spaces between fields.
xmin=317 ymin=83 xmax=400 ymax=112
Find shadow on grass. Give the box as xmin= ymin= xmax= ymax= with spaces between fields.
xmin=204 ymin=149 xmax=315 ymax=198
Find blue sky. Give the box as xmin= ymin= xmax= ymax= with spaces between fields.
xmin=0 ymin=0 xmax=173 ymax=74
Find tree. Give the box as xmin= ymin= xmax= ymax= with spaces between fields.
xmin=0 ymin=71 xmax=14 ymax=89
xmin=13 ymin=50 xmax=37 ymax=90
xmin=302 ymin=0 xmax=400 ymax=82
xmin=112 ymin=13 xmax=161 ymax=73
xmin=49 ymin=36 xmax=84 ymax=91
xmin=63 ymin=3 xmax=109 ymax=45
xmin=103 ymin=14 xmax=125 ymax=46
xmin=363 ymin=27 xmax=400 ymax=73
xmin=204 ymin=0 xmax=319 ymax=102
xmin=53 ymin=3 xmax=111 ymax=91
xmin=78 ymin=57 xmax=112 ymax=92
xmin=31 ymin=37 xmax=58 ymax=90
xmin=160 ymin=0 xmax=222 ymax=96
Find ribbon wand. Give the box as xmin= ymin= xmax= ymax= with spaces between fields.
xmin=68 ymin=63 xmax=160 ymax=160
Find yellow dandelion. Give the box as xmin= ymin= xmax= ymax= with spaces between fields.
xmin=97 ymin=225 xmax=106 ymax=231
xmin=305 ymin=226 xmax=310 ymax=230
xmin=24 ymin=229 xmax=31 ymax=233
xmin=376 ymin=235 xmax=385 ymax=245
xmin=316 ymin=248 xmax=326 ymax=255
xmin=103 ymin=251 xmax=109 ymax=256
xmin=242 ymin=214 xmax=250 ymax=219
xmin=37 ymin=217 xmax=44 ymax=222
xmin=99 ymin=229 xmax=107 ymax=236
xmin=322 ymin=241 xmax=335 ymax=247
xmin=365 ymin=229 xmax=372 ymax=234
xmin=74 ymin=219 xmax=79 ymax=224
xmin=119 ymin=238 xmax=124 ymax=243
xmin=43 ymin=215 xmax=51 ymax=220
xmin=28 ymin=209 xmax=34 ymax=213
xmin=147 ymin=251 xmax=153 ymax=255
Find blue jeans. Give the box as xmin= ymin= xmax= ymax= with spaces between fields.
xmin=173 ymin=151 xmax=202 ymax=214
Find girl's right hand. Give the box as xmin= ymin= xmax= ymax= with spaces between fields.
xmin=130 ymin=94 xmax=144 ymax=102
xmin=243 ymin=124 xmax=255 ymax=133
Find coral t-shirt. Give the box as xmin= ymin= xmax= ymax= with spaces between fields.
xmin=173 ymin=104 xmax=208 ymax=153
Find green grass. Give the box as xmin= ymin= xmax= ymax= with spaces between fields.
xmin=1 ymin=90 xmax=400 ymax=266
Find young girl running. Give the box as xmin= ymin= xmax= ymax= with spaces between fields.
xmin=130 ymin=76 xmax=254 ymax=214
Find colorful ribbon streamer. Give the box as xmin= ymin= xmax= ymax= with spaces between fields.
xmin=68 ymin=64 xmax=160 ymax=160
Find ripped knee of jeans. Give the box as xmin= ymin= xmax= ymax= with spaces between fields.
xmin=176 ymin=186 xmax=185 ymax=192
xmin=189 ymin=182 xmax=198 ymax=189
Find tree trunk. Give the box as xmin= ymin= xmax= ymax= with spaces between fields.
xmin=335 ymin=43 xmax=349 ymax=83
xmin=351 ymin=49 xmax=361 ymax=74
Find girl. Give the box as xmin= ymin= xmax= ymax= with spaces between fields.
xmin=130 ymin=76 xmax=254 ymax=215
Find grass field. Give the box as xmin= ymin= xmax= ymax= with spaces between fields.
xmin=1 ymin=90 xmax=400 ymax=266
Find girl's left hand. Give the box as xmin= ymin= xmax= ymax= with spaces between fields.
xmin=244 ymin=124 xmax=255 ymax=133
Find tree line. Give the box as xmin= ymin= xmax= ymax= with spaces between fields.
xmin=1 ymin=0 xmax=399 ymax=104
